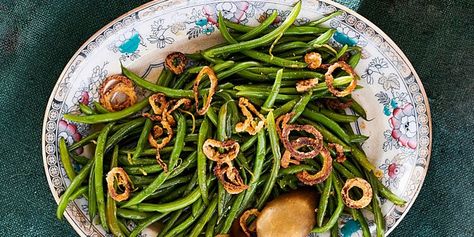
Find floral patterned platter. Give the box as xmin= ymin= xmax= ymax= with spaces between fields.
xmin=42 ymin=0 xmax=432 ymax=236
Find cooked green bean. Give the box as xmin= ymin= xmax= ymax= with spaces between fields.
xmin=129 ymin=212 xmax=169 ymax=237
xmin=93 ymin=101 xmax=109 ymax=113
xmin=351 ymin=208 xmax=371 ymax=237
xmin=317 ymin=173 xmax=333 ymax=227
xmin=308 ymin=10 xmax=343 ymax=26
xmin=57 ymin=159 xmax=93 ymax=219
xmin=268 ymin=71 xmax=323 ymax=80
xmin=131 ymin=118 xmax=152 ymax=160
xmin=197 ymin=118 xmax=210 ymax=204
xmin=311 ymin=175 xmax=343 ymax=233
xmin=59 ymin=137 xmax=76 ymax=179
xmin=367 ymin=171 xmax=385 ymax=237
xmin=67 ymin=186 xmax=87 ymax=202
xmin=106 ymin=146 xmax=125 ymax=237
xmin=105 ymin=118 xmax=145 ymax=152
xmin=79 ymin=103 xmax=95 ymax=115
xmin=88 ymin=162 xmax=97 ymax=220
xmin=239 ymin=11 xmax=278 ymax=41
xmin=302 ymin=108 xmax=352 ymax=144
xmin=262 ymin=69 xmax=283 ymax=112
xmin=127 ymin=187 xmax=201 ymax=212
xmin=220 ymin=192 xmax=245 ymax=234
xmin=116 ymin=208 xmax=151 ymax=220
xmin=204 ymin=1 xmax=301 ymax=57
xmin=64 ymin=99 xmax=149 ymax=124
xmin=189 ymin=196 xmax=218 ymax=237
xmin=205 ymin=214 xmax=218 ymax=237
xmin=257 ymin=112 xmax=280 ymax=209
xmin=163 ymin=203 xmax=206 ymax=237
xmin=320 ymin=109 xmax=359 ymax=122
xmin=290 ymin=91 xmax=313 ymax=123
xmin=206 ymin=107 xmax=218 ymax=127
xmin=350 ymin=99 xmax=368 ymax=120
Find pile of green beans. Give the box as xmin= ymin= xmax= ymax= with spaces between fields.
xmin=57 ymin=3 xmax=405 ymax=236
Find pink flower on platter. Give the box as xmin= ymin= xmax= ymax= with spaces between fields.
xmin=58 ymin=119 xmax=82 ymax=153
xmin=389 ymin=103 xmax=417 ymax=149
xmin=379 ymin=158 xmax=405 ymax=188
xmin=203 ymin=2 xmax=249 ymax=25
xmin=79 ymin=91 xmax=89 ymax=105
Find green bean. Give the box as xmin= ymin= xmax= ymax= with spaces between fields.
xmin=273 ymin=98 xmax=299 ymax=117
xmin=131 ymin=118 xmax=152 ymax=160
xmin=333 ymin=162 xmax=355 ymax=179
xmin=160 ymin=69 xmax=174 ymax=87
xmin=88 ymin=162 xmax=97 ymax=220
xmin=106 ymin=146 xmax=126 ymax=237
xmin=268 ymin=71 xmax=323 ymax=80
xmin=257 ymin=112 xmax=280 ymax=209
xmin=330 ymin=44 xmax=348 ymax=63
xmin=222 ymin=19 xmax=254 ymax=32
xmin=189 ymin=196 xmax=218 ymax=237
xmin=278 ymin=164 xmax=316 ymax=176
xmin=105 ymin=118 xmax=145 ymax=152
xmin=311 ymin=175 xmax=343 ymax=233
xmin=93 ymin=101 xmax=109 ymax=113
xmin=216 ymin=61 xmax=262 ymax=81
xmin=351 ymin=208 xmax=371 ymax=237
xmin=216 ymin=103 xmax=231 ymax=216
xmin=116 ymin=208 xmax=151 ymax=220
xmin=320 ymin=109 xmax=359 ymax=122
xmin=367 ymin=171 xmax=385 ymax=237
xmin=70 ymin=154 xmax=90 ymax=165
xmin=120 ymin=146 xmax=193 ymax=158
xmin=302 ymin=108 xmax=352 ymax=144
xmin=163 ymin=202 xmax=206 ymax=237
xmin=185 ymin=61 xmax=236 ymax=89
xmin=172 ymin=70 xmax=192 ymax=89
xmin=129 ymin=212 xmax=169 ymax=237
xmin=367 ymin=171 xmax=406 ymax=205
xmin=239 ymin=11 xmax=278 ymax=41
xmin=350 ymin=99 xmax=367 ymax=120
xmin=236 ymin=70 xmax=269 ymax=81
xmin=290 ymin=91 xmax=312 ymax=123
xmin=117 ymin=219 xmax=131 ymax=236
xmin=308 ymin=29 xmax=337 ymax=46
xmin=236 ymin=91 xmax=298 ymax=101
xmin=123 ymin=113 xmax=187 ymax=207
xmin=123 ymin=66 xmax=195 ymax=98
xmin=220 ymin=192 xmax=245 ymax=233
xmin=63 ymin=99 xmax=149 ymax=124
xmin=187 ymin=60 xmax=235 ymax=74
xmin=127 ymin=187 xmax=201 ymax=212
xmin=160 ymin=185 xmax=188 ymax=203
xmin=317 ymin=173 xmax=333 ymax=227
xmin=271 ymin=41 xmax=310 ymax=53
xmin=205 ymin=214 xmax=218 ymax=237
xmin=262 ymin=69 xmax=283 ymax=112
xmin=243 ymin=50 xmax=308 ymax=68
xmin=240 ymin=136 xmax=257 ymax=152
xmin=79 ymin=103 xmax=95 ymax=115
xmin=204 ymin=1 xmax=301 ymax=57
xmin=56 ymin=159 xmax=93 ymax=220
xmin=197 ymin=118 xmax=210 ymax=204
xmin=67 ymin=186 xmax=87 ymax=202
xmin=234 ymin=85 xmax=297 ymax=95
xmin=59 ymin=137 xmax=76 ymax=180
xmin=299 ymin=118 xmax=351 ymax=151
xmin=158 ymin=210 xmax=183 ymax=237
xmin=350 ymin=145 xmax=376 ymax=171
xmin=348 ymin=51 xmax=362 ymax=68
xmin=216 ymin=92 xmax=239 ymax=131
xmin=124 ymin=164 xmax=165 ymax=175
xmin=94 ymin=122 xmax=114 ymax=232
xmin=241 ymin=130 xmax=266 ymax=211
xmin=308 ymin=10 xmax=343 ymax=26
xmin=206 ymin=107 xmax=218 ymax=127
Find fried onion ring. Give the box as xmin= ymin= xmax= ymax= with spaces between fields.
xmin=281 ymin=123 xmax=324 ymax=160
xmin=99 ymin=75 xmax=137 ymax=112
xmin=193 ymin=66 xmax=218 ymax=115
xmin=214 ymin=162 xmax=248 ymax=194
xmin=341 ymin=177 xmax=373 ymax=209
xmin=165 ymin=52 xmax=187 ymax=75
xmin=148 ymin=121 xmax=173 ymax=172
xmin=148 ymin=93 xmax=168 ymax=115
xmin=296 ymin=78 xmax=319 ymax=93
xmin=324 ymin=98 xmax=353 ymax=110
xmin=235 ymin=97 xmax=266 ymax=135
xmin=240 ymin=209 xmax=260 ymax=237
xmin=280 ymin=150 xmax=301 ymax=168
xmin=203 ymin=139 xmax=239 ymax=164
xmin=295 ymin=148 xmax=333 ymax=185
xmin=304 ymin=52 xmax=323 ymax=69
xmin=106 ymin=167 xmax=132 ymax=202
xmin=325 ymin=61 xmax=358 ymax=97
xmin=329 ymin=143 xmax=346 ymax=163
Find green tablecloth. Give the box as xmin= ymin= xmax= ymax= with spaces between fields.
xmin=0 ymin=0 xmax=472 ymax=236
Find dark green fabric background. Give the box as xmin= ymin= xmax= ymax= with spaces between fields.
xmin=0 ymin=0 xmax=473 ymax=236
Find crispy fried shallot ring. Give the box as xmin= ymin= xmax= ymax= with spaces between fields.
xmin=280 ymin=150 xmax=301 ymax=168
xmin=99 ymin=75 xmax=137 ymax=112
xmin=341 ymin=177 xmax=373 ymax=209
xmin=329 ymin=143 xmax=346 ymax=163
xmin=240 ymin=209 xmax=260 ymax=237
xmin=324 ymin=98 xmax=353 ymax=110
xmin=304 ymin=52 xmax=322 ymax=69
xmin=296 ymin=78 xmax=319 ymax=93
xmin=165 ymin=52 xmax=187 ymax=75
xmin=148 ymin=93 xmax=168 ymax=115
xmin=325 ymin=61 xmax=358 ymax=97
xmin=106 ymin=167 xmax=132 ymax=202
xmin=148 ymin=121 xmax=173 ymax=172
xmin=193 ymin=66 xmax=218 ymax=115
xmin=281 ymin=123 xmax=324 ymax=160
xmin=235 ymin=97 xmax=266 ymax=135
xmin=203 ymin=139 xmax=240 ymax=164
xmin=214 ymin=162 xmax=248 ymax=194
xmin=275 ymin=113 xmax=292 ymax=139
xmin=295 ymin=148 xmax=333 ymax=185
